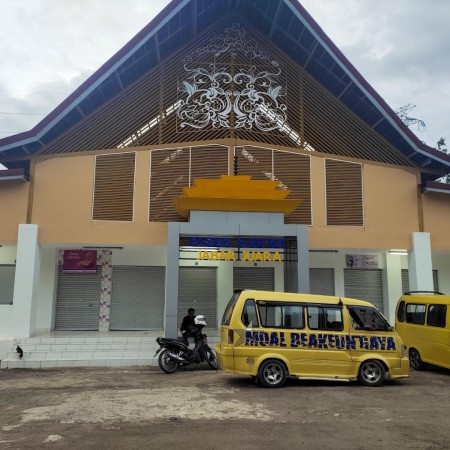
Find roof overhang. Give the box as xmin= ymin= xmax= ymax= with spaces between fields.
xmin=421 ymin=181 xmax=450 ymax=195
xmin=1 ymin=0 xmax=449 ymax=182
xmin=0 ymin=168 xmax=28 ymax=182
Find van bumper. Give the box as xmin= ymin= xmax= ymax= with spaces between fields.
xmin=214 ymin=344 xmax=234 ymax=372
xmin=388 ymin=357 xmax=410 ymax=379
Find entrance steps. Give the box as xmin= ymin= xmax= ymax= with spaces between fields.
xmin=0 ymin=331 xmax=220 ymax=369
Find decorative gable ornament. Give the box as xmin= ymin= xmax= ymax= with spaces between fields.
xmin=177 ymin=23 xmax=287 ymax=132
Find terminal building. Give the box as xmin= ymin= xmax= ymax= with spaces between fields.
xmin=1 ymin=0 xmax=450 ymax=368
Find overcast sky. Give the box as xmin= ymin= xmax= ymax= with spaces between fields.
xmin=0 ymin=0 xmax=449 ymax=151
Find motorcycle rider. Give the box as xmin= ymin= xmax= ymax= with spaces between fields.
xmin=180 ymin=307 xmax=196 ymax=345
xmin=156 ymin=313 xmax=218 ymax=373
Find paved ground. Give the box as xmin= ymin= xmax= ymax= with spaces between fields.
xmin=0 ymin=364 xmax=449 ymax=449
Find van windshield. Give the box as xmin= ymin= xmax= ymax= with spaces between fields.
xmin=348 ymin=306 xmax=392 ymax=331
xmin=222 ymin=292 xmax=240 ymax=326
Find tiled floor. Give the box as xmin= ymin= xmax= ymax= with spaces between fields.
xmin=1 ymin=330 xmax=220 ymax=369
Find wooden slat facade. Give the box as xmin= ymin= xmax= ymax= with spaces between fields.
xmin=235 ymin=145 xmax=311 ymax=225
xmin=325 ymin=158 xmax=363 ymax=226
xmin=93 ymin=152 xmax=135 ymax=221
xmin=34 ymin=15 xmax=413 ymax=170
xmin=149 ymin=145 xmax=229 ymax=222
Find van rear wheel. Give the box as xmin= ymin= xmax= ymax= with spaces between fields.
xmin=358 ymin=359 xmax=385 ymax=387
xmin=409 ymin=348 xmax=426 ymax=371
xmin=258 ymin=359 xmax=287 ymax=388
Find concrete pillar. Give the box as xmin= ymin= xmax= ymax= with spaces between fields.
xmin=12 ymin=224 xmax=41 ymax=338
xmin=297 ymin=226 xmax=310 ymax=293
xmin=384 ymin=252 xmax=403 ymax=324
xmin=408 ymin=232 xmax=433 ymax=292
xmin=165 ymin=222 xmax=180 ymax=338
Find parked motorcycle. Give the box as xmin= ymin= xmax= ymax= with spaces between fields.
xmin=154 ymin=315 xmax=219 ymax=373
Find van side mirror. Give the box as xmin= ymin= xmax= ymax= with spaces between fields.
xmin=246 ymin=320 xmax=254 ymax=331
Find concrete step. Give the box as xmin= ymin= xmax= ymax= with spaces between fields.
xmin=1 ymin=357 xmax=158 ymax=369
xmin=10 ymin=341 xmax=160 ymax=353
xmin=1 ymin=333 xmax=221 ymax=369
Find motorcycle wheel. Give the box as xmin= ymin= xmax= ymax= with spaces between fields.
xmin=204 ymin=346 xmax=219 ymax=370
xmin=158 ymin=349 xmax=179 ymax=374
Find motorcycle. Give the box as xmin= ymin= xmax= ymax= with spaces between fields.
xmin=154 ymin=315 xmax=219 ymax=373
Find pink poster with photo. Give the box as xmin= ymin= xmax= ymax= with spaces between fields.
xmin=63 ymin=250 xmax=97 ymax=273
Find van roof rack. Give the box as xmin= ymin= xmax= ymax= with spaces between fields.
xmin=403 ymin=291 xmax=444 ymax=295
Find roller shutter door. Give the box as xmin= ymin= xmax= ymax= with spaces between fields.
xmin=310 ymin=268 xmax=335 ymax=295
xmin=401 ymin=269 xmax=439 ymax=293
xmin=344 ymin=269 xmax=384 ymax=313
xmin=178 ymin=267 xmax=217 ymax=330
xmin=0 ymin=265 xmax=15 ymax=305
xmin=110 ymin=266 xmax=165 ymax=330
xmin=55 ymin=266 xmax=102 ymax=330
xmin=233 ymin=267 xmax=275 ymax=291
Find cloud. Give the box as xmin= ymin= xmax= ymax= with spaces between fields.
xmin=0 ymin=0 xmax=171 ymax=136
xmin=0 ymin=0 xmax=448 ymax=147
xmin=301 ymin=0 xmax=450 ymax=144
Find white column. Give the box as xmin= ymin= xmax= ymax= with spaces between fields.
xmin=408 ymin=232 xmax=433 ymax=292
xmin=12 ymin=224 xmax=41 ymax=338
xmin=384 ymin=253 xmax=403 ymax=324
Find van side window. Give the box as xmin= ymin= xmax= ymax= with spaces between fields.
xmin=222 ymin=292 xmax=240 ymax=325
xmin=406 ymin=303 xmax=426 ymax=325
xmin=397 ymin=301 xmax=406 ymax=322
xmin=257 ymin=302 xmax=304 ymax=329
xmin=348 ymin=306 xmax=390 ymax=331
xmin=427 ymin=305 xmax=447 ymax=328
xmin=242 ymin=299 xmax=259 ymax=327
xmin=307 ymin=306 xmax=343 ymax=331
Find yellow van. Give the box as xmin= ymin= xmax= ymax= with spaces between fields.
xmin=215 ymin=289 xmax=409 ymax=388
xmin=395 ymin=291 xmax=450 ymax=371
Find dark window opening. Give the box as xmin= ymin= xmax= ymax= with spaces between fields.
xmin=405 ymin=304 xmax=426 ymax=325
xmin=257 ymin=301 xmax=305 ymax=329
xmin=427 ymin=304 xmax=447 ymax=328
xmin=348 ymin=306 xmax=391 ymax=331
xmin=307 ymin=306 xmax=343 ymax=331
xmin=242 ymin=299 xmax=259 ymax=328
xmin=397 ymin=300 xmax=406 ymax=322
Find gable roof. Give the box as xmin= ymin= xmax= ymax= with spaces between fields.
xmin=1 ymin=0 xmax=449 ymax=182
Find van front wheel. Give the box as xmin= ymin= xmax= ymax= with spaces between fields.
xmin=409 ymin=348 xmax=426 ymax=371
xmin=258 ymin=359 xmax=287 ymax=388
xmin=358 ymin=360 xmax=385 ymax=387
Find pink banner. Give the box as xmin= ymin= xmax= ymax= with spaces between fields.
xmin=63 ymin=250 xmax=97 ymax=273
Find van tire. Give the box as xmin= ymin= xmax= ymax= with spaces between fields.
xmin=258 ymin=359 xmax=287 ymax=388
xmin=358 ymin=359 xmax=385 ymax=387
xmin=409 ymin=348 xmax=426 ymax=371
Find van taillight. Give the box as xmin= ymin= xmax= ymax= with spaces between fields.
xmin=228 ymin=329 xmax=234 ymax=344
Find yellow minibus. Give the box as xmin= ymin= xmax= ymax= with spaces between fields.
xmin=395 ymin=291 xmax=450 ymax=370
xmin=215 ymin=289 xmax=409 ymax=388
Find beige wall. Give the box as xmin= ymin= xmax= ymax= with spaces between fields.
xmin=31 ymin=153 xmax=167 ymax=245
xmin=422 ymin=193 xmax=450 ymax=250
xmin=0 ymin=181 xmax=29 ymax=243
xmin=16 ymin=150 xmax=448 ymax=252
xmin=309 ymin=158 xmax=420 ymax=249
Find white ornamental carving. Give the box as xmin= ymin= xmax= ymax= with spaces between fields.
xmin=177 ymin=24 xmax=287 ymax=132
